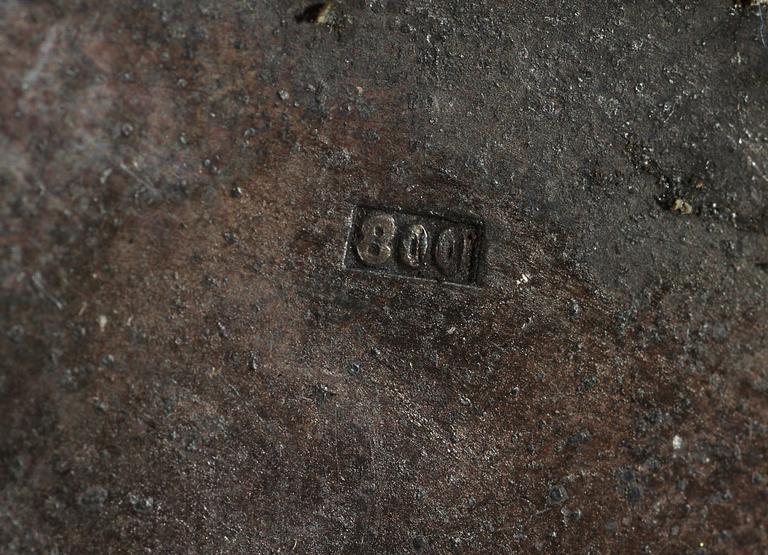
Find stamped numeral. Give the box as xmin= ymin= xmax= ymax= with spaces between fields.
xmin=344 ymin=206 xmax=484 ymax=286
xmin=356 ymin=213 xmax=396 ymax=267
xmin=400 ymin=224 xmax=429 ymax=268
xmin=435 ymin=227 xmax=461 ymax=276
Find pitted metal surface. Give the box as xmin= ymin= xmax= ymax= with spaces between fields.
xmin=1 ymin=1 xmax=767 ymax=553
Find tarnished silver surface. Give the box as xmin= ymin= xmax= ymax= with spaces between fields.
xmin=1 ymin=1 xmax=768 ymax=553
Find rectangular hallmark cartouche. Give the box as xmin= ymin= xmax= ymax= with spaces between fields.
xmin=343 ymin=205 xmax=485 ymax=286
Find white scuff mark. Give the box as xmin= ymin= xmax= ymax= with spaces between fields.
xmin=31 ymin=272 xmax=63 ymax=310
xmin=119 ymin=161 xmax=158 ymax=197
xmin=516 ymin=273 xmax=531 ymax=286
xmin=98 ymin=315 xmax=108 ymax=333
xmin=22 ymin=24 xmax=60 ymax=94
xmin=724 ymin=123 xmax=768 ymax=185
xmin=746 ymin=154 xmax=768 ymax=184
xmin=99 ymin=168 xmax=113 ymax=185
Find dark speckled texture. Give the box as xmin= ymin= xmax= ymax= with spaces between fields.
xmin=1 ymin=1 xmax=767 ymax=553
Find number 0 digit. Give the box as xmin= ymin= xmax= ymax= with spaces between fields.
xmin=400 ymin=224 xmax=429 ymax=268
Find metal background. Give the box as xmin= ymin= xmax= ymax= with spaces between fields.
xmin=1 ymin=1 xmax=767 ymax=553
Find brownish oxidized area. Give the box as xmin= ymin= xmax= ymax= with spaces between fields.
xmin=1 ymin=1 xmax=767 ymax=553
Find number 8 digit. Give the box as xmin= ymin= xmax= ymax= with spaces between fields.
xmin=356 ymin=213 xmax=396 ymax=267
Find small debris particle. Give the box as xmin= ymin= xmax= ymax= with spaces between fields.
xmin=78 ymin=486 xmax=108 ymax=510
xmin=567 ymin=430 xmax=592 ymax=447
xmin=277 ymin=90 xmax=290 ymax=101
xmin=672 ymin=198 xmax=693 ymax=215
xmin=412 ymin=534 xmax=427 ymax=550
xmin=577 ymin=375 xmax=598 ymax=392
xmin=569 ymin=299 xmax=581 ymax=317
xmin=296 ymin=2 xmax=334 ymax=24
xmin=617 ymin=467 xmax=643 ymax=504
xmin=563 ymin=507 xmax=582 ymax=521
xmin=314 ymin=384 xmax=336 ymax=404
xmin=98 ymin=315 xmax=108 ymax=333
xmin=128 ymin=493 xmax=156 ymax=514
xmin=548 ymin=484 xmax=569 ymax=505
xmin=347 ymin=363 xmax=361 ymax=376
xmin=672 ymin=435 xmax=684 ymax=450
xmin=626 ymin=484 xmax=643 ymax=503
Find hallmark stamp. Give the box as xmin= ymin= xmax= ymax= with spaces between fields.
xmin=344 ymin=205 xmax=485 ymax=286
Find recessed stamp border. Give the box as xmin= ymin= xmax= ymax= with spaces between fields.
xmin=341 ymin=203 xmax=487 ymax=288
